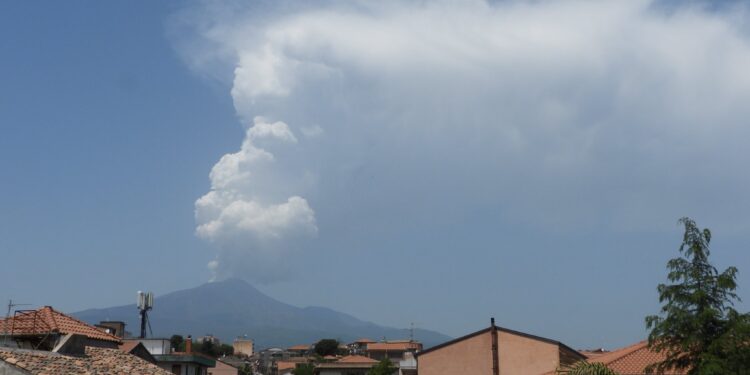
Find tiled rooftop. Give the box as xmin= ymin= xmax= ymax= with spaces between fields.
xmin=367 ymin=342 xmax=422 ymax=351
xmin=0 ymin=346 xmax=172 ymax=375
xmin=287 ymin=344 xmax=311 ymax=351
xmin=0 ymin=306 xmax=121 ymax=344
xmin=337 ymin=355 xmax=378 ymax=364
xmin=588 ymin=341 xmax=688 ymax=375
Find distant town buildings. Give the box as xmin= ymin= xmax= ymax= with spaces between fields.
xmin=198 ymin=334 xmax=221 ymax=346
xmin=233 ymin=336 xmax=254 ymax=357
xmin=0 ymin=304 xmax=685 ymax=374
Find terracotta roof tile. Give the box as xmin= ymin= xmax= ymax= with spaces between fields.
xmin=118 ymin=341 xmax=141 ymax=353
xmin=353 ymin=338 xmax=376 ymax=344
xmin=337 ymin=355 xmax=378 ymax=364
xmin=0 ymin=346 xmax=172 ymax=374
xmin=367 ymin=342 xmax=422 ymax=351
xmin=277 ymin=361 xmax=297 ymax=371
xmin=287 ymin=344 xmax=311 ymax=351
xmin=589 ymin=341 xmax=688 ymax=375
xmin=0 ymin=306 xmax=121 ymax=344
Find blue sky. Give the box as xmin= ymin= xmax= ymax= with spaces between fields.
xmin=2 ymin=0 xmax=750 ymax=350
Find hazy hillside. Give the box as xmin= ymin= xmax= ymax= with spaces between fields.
xmin=74 ymin=278 xmax=451 ymax=349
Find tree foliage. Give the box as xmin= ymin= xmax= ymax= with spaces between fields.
xmin=367 ymin=358 xmax=397 ymax=375
xmin=292 ymin=363 xmax=315 ymax=375
xmin=557 ymin=361 xmax=619 ymax=375
xmin=239 ymin=364 xmax=253 ymax=375
xmin=192 ymin=341 xmax=234 ymax=358
xmin=170 ymin=335 xmax=184 ymax=352
xmin=313 ymin=339 xmax=340 ymax=357
xmin=645 ymin=217 xmax=750 ymax=374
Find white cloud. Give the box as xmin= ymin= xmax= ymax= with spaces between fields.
xmin=195 ymin=116 xmax=317 ymax=281
xmin=177 ymin=0 xmax=750 ymax=281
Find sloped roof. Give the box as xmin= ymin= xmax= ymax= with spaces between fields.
xmin=588 ymin=341 xmax=688 ymax=375
xmin=418 ymin=325 xmax=585 ymax=361
xmin=367 ymin=342 xmax=422 ymax=351
xmin=118 ymin=341 xmax=141 ymax=353
xmin=338 ymin=355 xmax=378 ymax=364
xmin=315 ymin=355 xmax=380 ymax=370
xmin=353 ymin=338 xmax=376 ymax=344
xmin=0 ymin=346 xmax=172 ymax=374
xmin=0 ymin=306 xmax=122 ymax=344
xmin=277 ymin=361 xmax=298 ymax=370
xmin=287 ymin=344 xmax=311 ymax=351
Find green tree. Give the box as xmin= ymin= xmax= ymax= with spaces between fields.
xmin=645 ymin=217 xmax=750 ymax=374
xmin=170 ymin=335 xmax=184 ymax=352
xmin=557 ymin=362 xmax=618 ymax=375
xmin=313 ymin=339 xmax=340 ymax=357
xmin=292 ymin=363 xmax=315 ymax=375
xmin=218 ymin=343 xmax=234 ymax=356
xmin=367 ymin=358 xmax=397 ymax=375
xmin=239 ymin=364 xmax=253 ymax=375
xmin=195 ymin=341 xmax=217 ymax=357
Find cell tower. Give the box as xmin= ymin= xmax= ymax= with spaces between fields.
xmin=136 ymin=291 xmax=154 ymax=339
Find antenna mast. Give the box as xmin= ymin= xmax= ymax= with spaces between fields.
xmin=3 ymin=300 xmax=31 ymax=347
xmin=137 ymin=291 xmax=154 ymax=339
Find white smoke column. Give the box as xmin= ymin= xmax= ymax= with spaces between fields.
xmin=178 ymin=0 xmax=750 ymax=282
xmin=195 ymin=116 xmax=317 ymax=281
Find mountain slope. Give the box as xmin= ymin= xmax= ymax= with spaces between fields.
xmin=73 ymin=278 xmax=451 ymax=349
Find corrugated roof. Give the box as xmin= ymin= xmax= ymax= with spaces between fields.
xmin=0 ymin=306 xmax=122 ymax=344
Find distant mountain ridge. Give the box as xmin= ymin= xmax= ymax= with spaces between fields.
xmin=73 ymin=278 xmax=451 ymax=349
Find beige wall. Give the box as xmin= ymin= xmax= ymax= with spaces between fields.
xmin=208 ymin=361 xmax=238 ymax=375
xmin=233 ymin=340 xmax=253 ymax=357
xmin=498 ymin=330 xmax=560 ymax=375
xmin=418 ymin=331 xmax=493 ymax=375
xmin=418 ymin=329 xmax=570 ymax=375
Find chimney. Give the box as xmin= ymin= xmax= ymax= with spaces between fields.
xmin=186 ymin=335 xmax=193 ymax=353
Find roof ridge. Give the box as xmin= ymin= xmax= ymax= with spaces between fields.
xmin=589 ymin=340 xmax=648 ymax=364
xmin=44 ymin=306 xmax=60 ymax=331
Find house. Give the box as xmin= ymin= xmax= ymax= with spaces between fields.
xmin=314 ymin=355 xmax=388 ymax=375
xmin=95 ymin=320 xmax=127 ymax=338
xmin=0 ymin=306 xmax=122 ymax=350
xmin=347 ymin=338 xmax=375 ymax=355
xmin=287 ymin=343 xmax=312 ymax=356
xmin=123 ymin=336 xmax=216 ymax=375
xmin=398 ymin=352 xmax=417 ymax=375
xmin=366 ymin=341 xmax=422 ymax=362
xmin=417 ymin=319 xmax=585 ymax=375
xmin=152 ymin=336 xmax=216 ymax=375
xmin=233 ymin=337 xmax=254 ymax=357
xmin=0 ymin=342 xmax=173 ymax=375
xmin=276 ymin=360 xmax=298 ymax=375
xmin=198 ymin=334 xmax=221 ymax=346
xmin=208 ymin=359 xmax=239 ymax=375
xmin=586 ymin=341 xmax=689 ymax=375
xmin=123 ymin=337 xmax=173 ymax=354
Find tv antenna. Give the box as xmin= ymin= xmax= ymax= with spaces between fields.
xmin=3 ymin=300 xmax=31 ymax=347
xmin=137 ymin=291 xmax=154 ymax=339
